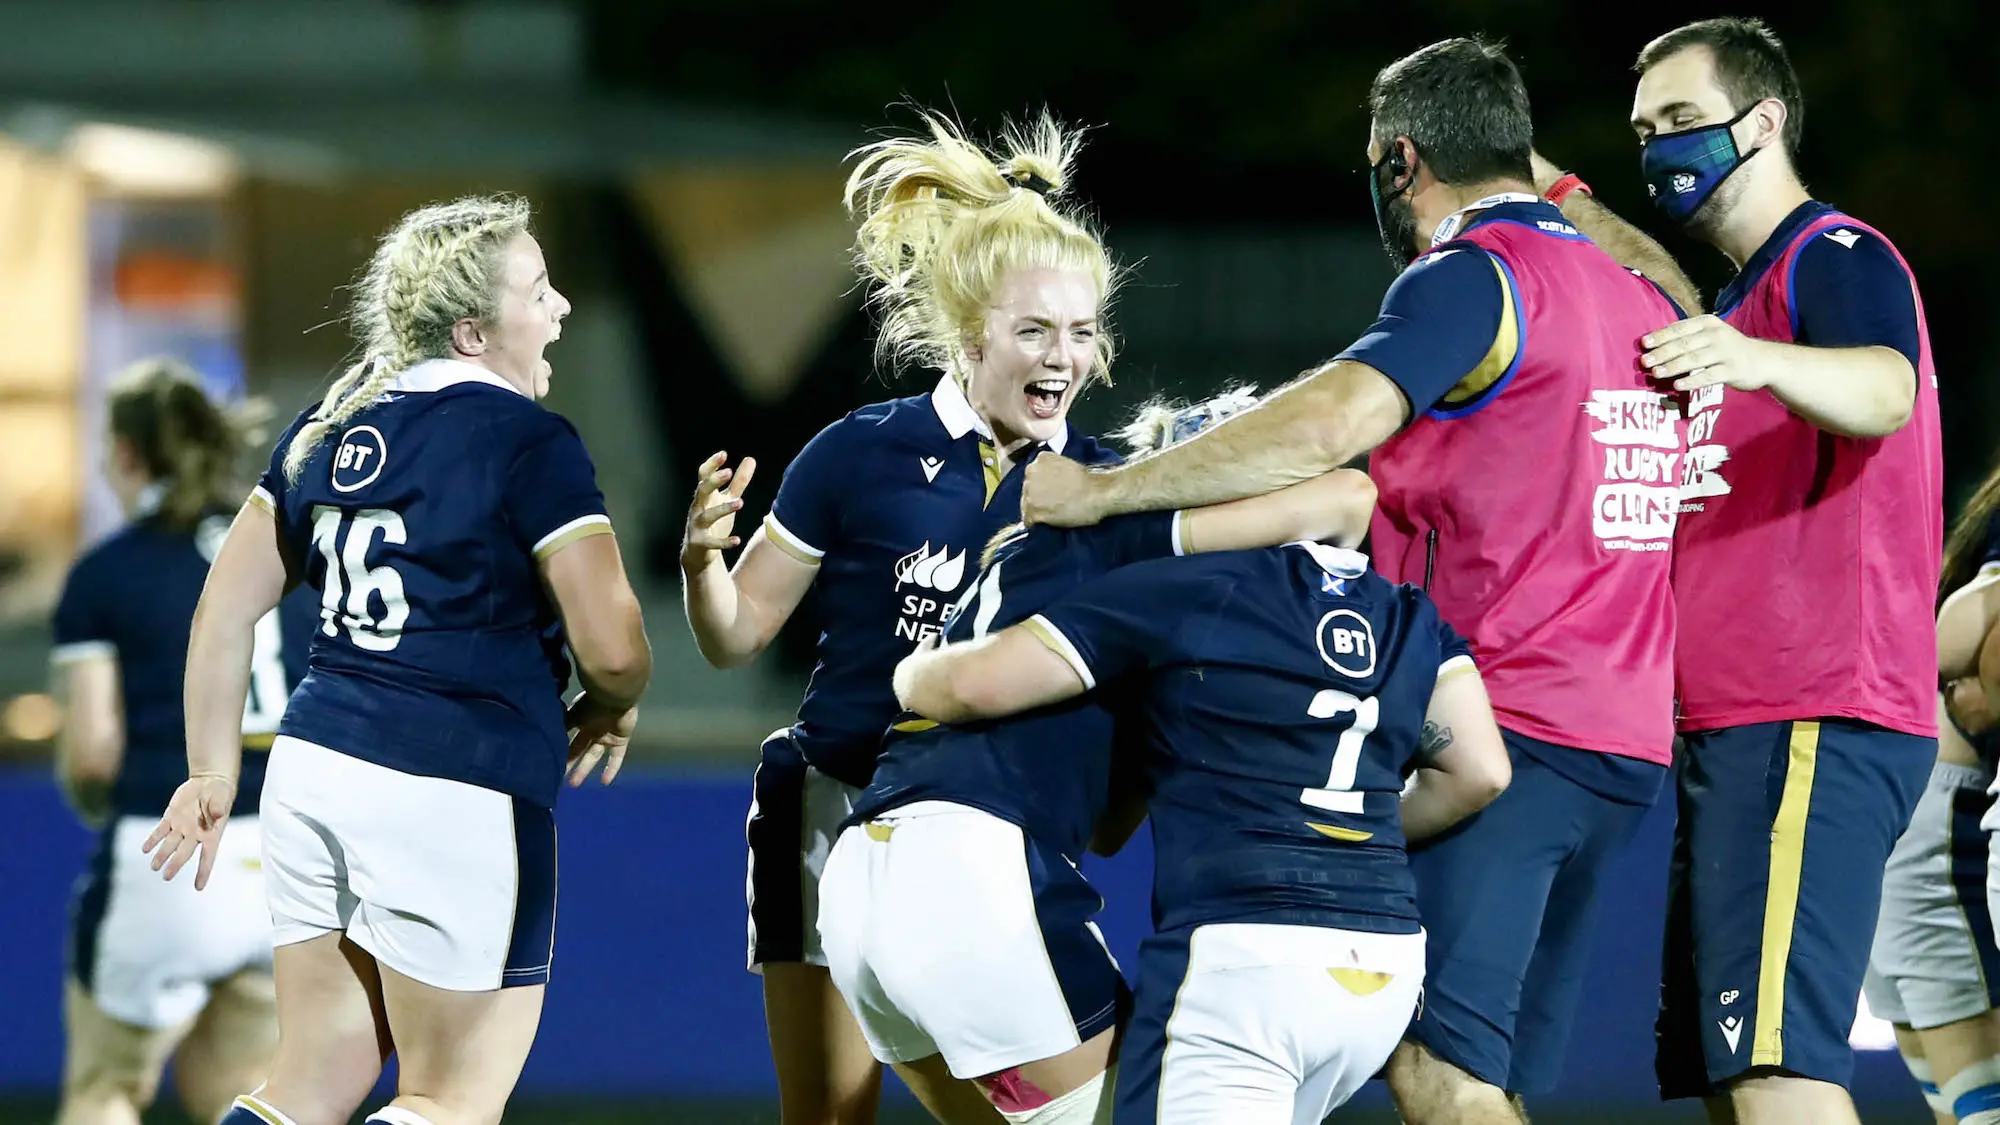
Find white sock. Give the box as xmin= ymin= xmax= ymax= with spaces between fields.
xmin=1944 ymin=1057 xmax=2000 ymax=1125
xmin=364 ymin=1108 xmax=439 ymax=1125
xmin=998 ymin=1065 xmax=1116 ymax=1125
xmin=1903 ymin=1053 xmax=1950 ymax=1116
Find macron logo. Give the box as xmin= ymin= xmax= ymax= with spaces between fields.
xmin=1718 ymin=1016 xmax=1744 ymax=1054
xmin=919 ymin=456 xmax=944 ymax=483
xmin=1825 ymin=228 xmax=1861 ymax=249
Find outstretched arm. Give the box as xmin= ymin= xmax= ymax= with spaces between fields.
xmin=1179 ymin=469 xmax=1378 ymax=553
xmin=680 ymin=453 xmax=820 ymax=668
xmin=893 ymin=624 xmax=1089 ymax=725
xmin=1642 ymin=319 xmax=1916 ymax=438
xmin=1022 ymin=363 xmax=1407 ymax=528
xmin=1532 ymin=152 xmax=1702 ymax=315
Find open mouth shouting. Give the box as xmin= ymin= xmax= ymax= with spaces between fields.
xmin=1025 ymin=378 xmax=1071 ymax=420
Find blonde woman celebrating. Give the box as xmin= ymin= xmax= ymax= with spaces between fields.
xmin=681 ymin=112 xmax=1120 ymax=1124
xmin=147 ymin=195 xmax=650 ymax=1125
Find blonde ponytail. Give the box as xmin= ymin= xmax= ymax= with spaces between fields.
xmin=283 ymin=194 xmax=534 ymax=481
xmin=845 ymin=111 xmax=1118 ymax=387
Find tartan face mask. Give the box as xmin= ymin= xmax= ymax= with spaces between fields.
xmin=1640 ymin=105 xmax=1760 ymax=226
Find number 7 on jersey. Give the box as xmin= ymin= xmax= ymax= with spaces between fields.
xmin=1302 ymin=689 xmax=1378 ymax=814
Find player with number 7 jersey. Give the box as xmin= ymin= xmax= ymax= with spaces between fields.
xmin=889 ymin=538 xmax=1513 ymax=1123
xmin=820 ymin=391 xmax=1375 ymax=1120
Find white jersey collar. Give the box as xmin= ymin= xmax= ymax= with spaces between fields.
xmin=1431 ymin=191 xmax=1544 ymax=246
xmin=1293 ymin=540 xmax=1370 ymax=579
xmin=930 ymin=373 xmax=1070 ymax=454
xmin=392 ymin=357 xmax=527 ymax=397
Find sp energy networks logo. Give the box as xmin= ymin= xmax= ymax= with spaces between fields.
xmin=893 ymin=541 xmax=966 ymax=643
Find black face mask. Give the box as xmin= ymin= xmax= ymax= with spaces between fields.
xmin=1370 ymin=143 xmax=1421 ymax=273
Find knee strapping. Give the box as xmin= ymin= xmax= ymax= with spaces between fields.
xmin=224 ymin=1094 xmax=302 ymax=1125
xmin=997 ymin=1066 xmax=1115 ymax=1125
xmin=1901 ymin=1052 xmax=1949 ymax=1116
xmin=1944 ymin=1057 xmax=2000 ymax=1125
xmin=364 ymin=1108 xmax=440 ymax=1125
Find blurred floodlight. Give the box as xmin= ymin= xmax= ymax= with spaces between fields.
xmin=2 ymin=693 xmax=60 ymax=743
xmin=65 ymin=123 xmax=238 ymax=196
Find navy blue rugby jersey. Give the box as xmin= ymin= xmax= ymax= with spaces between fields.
xmin=849 ymin=509 xmax=1186 ymax=856
xmin=1030 ymin=543 xmax=1474 ymax=935
xmin=761 ymin=375 xmax=1118 ymax=786
xmin=252 ymin=359 xmax=611 ymax=808
xmin=52 ymin=500 xmax=316 ymax=818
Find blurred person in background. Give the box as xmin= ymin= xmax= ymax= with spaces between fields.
xmin=1863 ymin=460 xmax=2000 ymax=1125
xmin=1021 ymin=37 xmax=1687 ymax=1124
xmin=819 ymin=390 xmax=1379 ymax=1125
xmin=1554 ymin=18 xmax=1941 ymax=1124
xmin=147 ymin=194 xmax=650 ymax=1125
xmin=680 ymin=111 xmax=1120 ymax=1125
xmin=51 ymin=359 xmax=315 ymax=1125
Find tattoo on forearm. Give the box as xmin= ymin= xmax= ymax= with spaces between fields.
xmin=1419 ymin=720 xmax=1452 ymax=756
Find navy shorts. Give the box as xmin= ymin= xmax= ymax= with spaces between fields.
xmin=1405 ymin=729 xmax=1661 ymax=1095
xmin=745 ymin=729 xmax=860 ymax=969
xmin=1655 ymin=718 xmax=1933 ymax=1099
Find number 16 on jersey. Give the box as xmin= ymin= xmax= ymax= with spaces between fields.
xmin=311 ymin=506 xmax=410 ymax=652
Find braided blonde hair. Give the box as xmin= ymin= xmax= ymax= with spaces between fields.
xmin=845 ymin=111 xmax=1119 ymax=388
xmin=282 ymin=194 xmax=534 ymax=482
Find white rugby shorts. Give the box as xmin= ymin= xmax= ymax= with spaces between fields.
xmin=818 ymin=802 xmax=1126 ymax=1077
xmin=70 ymin=816 xmax=272 ymax=1029
xmin=1865 ymin=758 xmax=2000 ymax=1029
xmin=260 ymin=736 xmax=557 ymax=992
xmin=1119 ymin=922 xmax=1426 ymax=1125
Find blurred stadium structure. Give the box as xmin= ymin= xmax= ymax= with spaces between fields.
xmin=0 ymin=1 xmax=1987 ymax=1121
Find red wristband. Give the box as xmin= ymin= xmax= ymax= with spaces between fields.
xmin=1543 ymin=173 xmax=1590 ymax=206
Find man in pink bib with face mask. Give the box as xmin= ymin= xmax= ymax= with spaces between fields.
xmin=1547 ymin=17 xmax=1943 ymax=1125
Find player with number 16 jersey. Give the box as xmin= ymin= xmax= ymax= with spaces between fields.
xmin=153 ymin=197 xmax=648 ymax=1125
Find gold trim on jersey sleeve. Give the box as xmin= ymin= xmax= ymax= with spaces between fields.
xmin=532 ymin=514 xmax=613 ymax=560
xmin=247 ymin=485 xmax=277 ymax=515
xmin=1440 ymin=255 xmax=1522 ymax=405
xmin=762 ymin=513 xmax=825 ymax=564
xmin=1436 ymin=654 xmax=1477 ymax=683
xmin=232 ymin=1095 xmax=288 ymax=1125
xmin=1023 ymin=615 xmax=1095 ymax=690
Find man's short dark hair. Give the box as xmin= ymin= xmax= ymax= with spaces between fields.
xmin=1637 ymin=18 xmax=1803 ymax=156
xmin=1369 ymin=37 xmax=1534 ymax=187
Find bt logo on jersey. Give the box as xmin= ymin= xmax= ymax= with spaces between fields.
xmin=332 ymin=425 xmax=388 ymax=493
xmin=1316 ymin=610 xmax=1378 ymax=679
